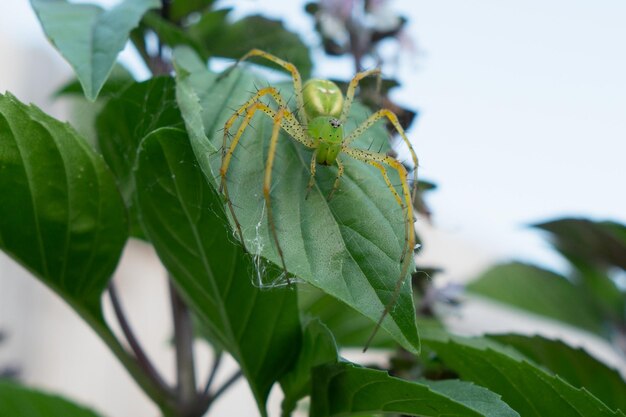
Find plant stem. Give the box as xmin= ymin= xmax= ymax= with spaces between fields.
xmin=169 ymin=280 xmax=198 ymax=406
xmin=108 ymin=283 xmax=171 ymax=394
xmin=75 ymin=302 xmax=177 ymax=415
xmin=203 ymin=352 xmax=222 ymax=396
xmin=208 ymin=370 xmax=243 ymax=407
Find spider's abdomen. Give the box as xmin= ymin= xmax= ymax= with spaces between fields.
xmin=302 ymin=79 xmax=343 ymax=119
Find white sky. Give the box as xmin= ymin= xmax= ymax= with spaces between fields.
xmin=2 ymin=0 xmax=626 ymax=275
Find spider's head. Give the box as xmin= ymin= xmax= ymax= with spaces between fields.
xmin=308 ymin=116 xmax=344 ymax=144
xmin=302 ymin=79 xmax=343 ymax=120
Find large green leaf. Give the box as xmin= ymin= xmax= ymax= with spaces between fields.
xmin=467 ymin=262 xmax=605 ymax=335
xmin=490 ymin=334 xmax=626 ymax=413
xmin=0 ymin=380 xmax=103 ymax=417
xmin=425 ymin=336 xmax=626 ymax=417
xmin=0 ymin=92 xmax=127 ymax=316
xmin=311 ymin=362 xmax=519 ymax=417
xmin=31 ymin=0 xmax=159 ymax=100
xmin=133 ymin=127 xmax=301 ymax=416
xmin=173 ymin=47 xmax=420 ymax=354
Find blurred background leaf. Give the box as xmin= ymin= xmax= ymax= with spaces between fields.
xmin=489 ymin=333 xmax=626 ymax=413
xmin=0 ymin=380 xmax=104 ymax=417
xmin=467 ymin=262 xmax=606 ymax=336
xmin=31 ymin=0 xmax=159 ymax=100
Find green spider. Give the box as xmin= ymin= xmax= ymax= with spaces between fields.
xmin=219 ymin=49 xmax=419 ymax=345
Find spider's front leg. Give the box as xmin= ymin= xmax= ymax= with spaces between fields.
xmin=226 ymin=49 xmax=308 ymax=124
xmin=262 ymin=108 xmax=293 ymax=279
xmin=221 ymin=95 xmax=313 ymax=280
xmin=220 ymin=103 xmax=291 ymax=276
xmin=220 ymin=101 xmax=277 ymax=250
xmin=221 ymin=86 xmax=309 ymax=158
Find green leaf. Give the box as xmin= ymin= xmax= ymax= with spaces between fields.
xmin=534 ymin=218 xmax=626 ymax=270
xmin=490 ymin=334 xmax=626 ymax=414
xmin=173 ymin=47 xmax=420 ymax=354
xmin=467 ymin=262 xmax=605 ymax=335
xmin=280 ymin=319 xmax=338 ymax=416
xmin=96 ymin=77 xmax=183 ymax=202
xmin=31 ymin=0 xmax=159 ymax=101
xmin=54 ymin=64 xmax=134 ymax=98
xmin=140 ymin=12 xmax=206 ymax=58
xmin=0 ymin=94 xmax=175 ymax=414
xmin=534 ymin=218 xmax=626 ymax=320
xmin=299 ymin=287 xmax=397 ymax=349
xmin=169 ymin=0 xmax=215 ymax=22
xmin=133 ymin=127 xmax=301 ymax=416
xmin=425 ymin=336 xmax=626 ymax=417
xmin=96 ymin=77 xmax=183 ymax=238
xmin=0 ymin=380 xmax=104 ymax=417
xmin=0 ymin=92 xmax=127 ymax=317
xmin=311 ymin=362 xmax=520 ymax=417
xmin=189 ymin=14 xmax=313 ymax=79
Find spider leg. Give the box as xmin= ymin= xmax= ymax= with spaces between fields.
xmin=220 ymin=102 xmax=272 ymax=248
xmin=339 ymin=68 xmax=382 ymax=125
xmin=307 ymin=155 xmax=345 ymax=201
xmin=232 ymin=49 xmax=307 ymax=124
xmin=364 ymin=160 xmax=405 ymax=215
xmin=222 ymin=87 xmax=312 ymax=151
xmin=343 ymin=109 xmax=419 ymax=201
xmin=305 ymin=150 xmax=318 ymax=200
xmin=326 ymin=157 xmax=345 ymax=201
xmin=220 ymin=101 xmax=307 ymax=257
xmin=356 ymin=158 xmax=410 ymax=266
xmin=341 ymin=146 xmax=416 ymax=351
xmin=264 ymin=108 xmax=291 ymax=279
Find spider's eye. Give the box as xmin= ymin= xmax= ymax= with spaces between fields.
xmin=329 ymin=119 xmax=341 ymax=128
